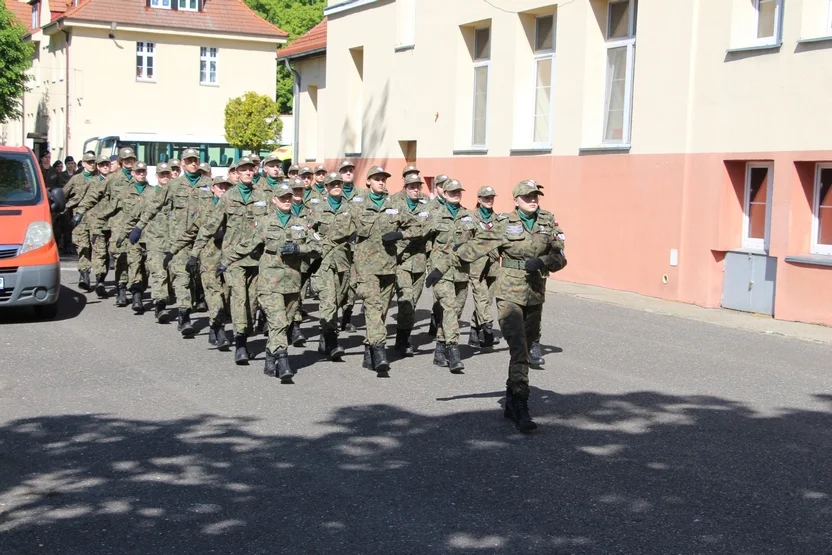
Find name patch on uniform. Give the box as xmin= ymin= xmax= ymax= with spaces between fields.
xmin=506 ymin=225 xmax=524 ymax=234
xmin=341 ymin=211 xmax=351 ymax=217
xmin=291 ymin=225 xmax=305 ymax=230
xmin=461 ymin=216 xmax=472 ymax=222
xmin=199 ymin=186 xmax=210 ymax=191
xmin=385 ymin=208 xmax=399 ymax=215
xmin=419 ymin=199 xmax=427 ymax=204
xmin=352 ymin=197 xmax=364 ymax=202
xmin=254 ymin=201 xmax=267 ymax=206
xmin=313 ymin=232 xmax=321 ymax=241
xmin=418 ymin=211 xmax=430 ymax=218
xmin=311 ymin=198 xmax=320 ymax=203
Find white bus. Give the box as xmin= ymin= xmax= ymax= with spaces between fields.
xmin=82 ymin=133 xmax=277 ymax=184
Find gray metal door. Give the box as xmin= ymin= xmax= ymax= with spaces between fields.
xmin=721 ymin=251 xmax=776 ymax=316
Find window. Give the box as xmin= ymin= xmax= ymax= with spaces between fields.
xmin=31 ymin=2 xmax=38 ymax=30
xmin=150 ymin=0 xmax=171 ymax=8
xmin=813 ymin=164 xmax=832 ymax=255
xmin=603 ymin=0 xmax=637 ymax=145
xmin=532 ymin=14 xmax=556 ymax=145
xmin=178 ymin=0 xmax=198 ymax=10
xmin=743 ymin=163 xmax=773 ymax=250
xmin=136 ymin=42 xmax=155 ymax=81
xmin=472 ymin=27 xmax=491 ymax=147
xmin=200 ymin=47 xmax=218 ymax=85
xmin=754 ymin=0 xmax=781 ymax=45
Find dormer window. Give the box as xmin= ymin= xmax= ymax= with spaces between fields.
xmin=178 ymin=0 xmax=198 ymax=11
xmin=150 ymin=0 xmax=171 ymax=8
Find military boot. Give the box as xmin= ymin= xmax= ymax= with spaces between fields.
xmin=340 ymin=308 xmax=356 ymax=332
xmin=512 ymin=394 xmax=538 ymax=433
xmin=372 ymin=344 xmax=389 ymax=376
xmin=394 ymin=328 xmax=414 ymax=357
xmin=529 ymin=342 xmax=545 ymax=368
xmin=234 ymin=334 xmax=249 ymax=365
xmin=446 ymin=344 xmax=465 ymax=374
xmin=78 ymin=270 xmax=90 ymax=291
xmin=177 ymin=308 xmax=195 ymax=337
xmin=131 ymin=289 xmax=144 ymax=314
xmin=275 ymin=349 xmax=294 ymax=383
xmin=195 ymin=298 xmax=208 ymax=313
xmin=94 ymin=274 xmax=108 ymax=299
xmin=214 ymin=325 xmax=231 ymax=351
xmin=115 ymin=286 xmax=128 ymax=307
xmin=154 ymin=301 xmax=168 ymax=324
xmin=503 ymin=387 xmax=515 ymax=420
xmin=324 ymin=331 xmax=345 ymax=361
xmin=208 ymin=326 xmax=218 ymax=346
xmin=288 ymin=323 xmax=306 ymax=347
xmin=481 ymin=322 xmax=497 ymax=348
xmin=263 ymin=349 xmax=277 ymax=377
xmin=468 ymin=326 xmax=481 ymax=347
xmin=428 ymin=314 xmax=438 ymax=338
xmin=362 ymin=344 xmax=373 ymax=370
xmin=433 ymin=342 xmax=448 ymax=367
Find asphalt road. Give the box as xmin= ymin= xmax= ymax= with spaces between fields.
xmin=1 ymin=269 xmax=830 ymax=554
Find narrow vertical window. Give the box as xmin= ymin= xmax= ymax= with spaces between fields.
xmin=743 ymin=163 xmax=773 ymax=250
xmin=812 ymin=165 xmax=832 ymax=255
xmin=472 ymin=27 xmax=491 ymax=147
xmin=603 ymin=0 xmax=636 ymax=145
xmin=136 ymin=42 xmax=155 ymax=82
xmin=200 ymin=47 xmax=218 ymax=85
xmin=31 ymin=3 xmax=39 ymax=30
xmin=754 ymin=0 xmax=781 ymax=43
xmin=532 ymin=14 xmax=555 ymax=145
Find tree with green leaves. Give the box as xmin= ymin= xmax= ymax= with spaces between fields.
xmin=0 ymin=4 xmax=34 ymax=124
xmin=224 ymin=92 xmax=283 ymax=152
xmin=245 ymin=0 xmax=325 ymax=114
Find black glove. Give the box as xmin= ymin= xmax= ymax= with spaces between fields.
xmin=214 ymin=227 xmax=226 ymax=242
xmin=382 ymin=231 xmax=404 ymax=243
xmin=128 ymin=227 xmax=142 ymax=245
xmin=279 ymin=243 xmax=301 ymax=255
xmin=216 ymin=264 xmax=227 ymax=278
xmin=425 ymin=268 xmax=443 ymax=288
xmin=162 ymin=252 xmax=173 ymax=269
xmin=185 ymin=255 xmax=198 ymax=273
xmin=524 ymin=258 xmax=546 ymax=273
xmin=70 ymin=213 xmax=83 ymax=228
xmin=115 ymin=237 xmax=124 ymax=248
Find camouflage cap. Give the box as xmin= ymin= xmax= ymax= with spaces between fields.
xmin=198 ymin=162 xmax=211 ymax=173
xmin=277 ymin=167 xmax=285 ymax=177
xmin=434 ymin=174 xmax=450 ymax=187
xmin=236 ymin=156 xmax=255 ymax=168
xmin=402 ymin=164 xmax=420 ymax=177
xmin=299 ymin=166 xmax=313 ymax=176
xmin=338 ymin=159 xmax=356 ymax=171
xmin=156 ymin=162 xmax=172 ymax=173
xmin=314 ymin=164 xmax=327 ymax=173
xmin=81 ymin=152 xmax=96 ymax=163
xmin=443 ymin=178 xmax=464 ymax=192
xmin=511 ymin=179 xmax=544 ymax=198
xmin=367 ymin=165 xmax=391 ymax=179
xmin=324 ymin=171 xmax=344 ymax=185
xmin=249 ymin=153 xmax=262 ymax=163
xmin=118 ymin=146 xmax=137 ymax=160
xmin=96 ymin=154 xmax=110 ymax=165
xmin=477 ymin=185 xmax=497 ymax=197
xmin=109 ymin=154 xmax=119 ymax=163
xmin=289 ymin=177 xmax=305 ymax=189
xmin=212 ymin=175 xmax=232 ymax=187
xmin=181 ymin=148 xmax=200 ymax=161
xmin=133 ymin=161 xmax=148 ymax=171
xmin=263 ymin=153 xmax=281 ymax=165
xmin=403 ymin=174 xmax=424 ymax=186
xmin=227 ymin=160 xmax=238 ymax=171
xmin=288 ymin=164 xmax=301 ymax=173
xmin=169 ymin=158 xmax=181 ymax=168
xmin=274 ymin=182 xmax=294 ymax=197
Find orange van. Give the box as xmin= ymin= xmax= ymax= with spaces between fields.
xmin=0 ymin=146 xmax=62 ymax=319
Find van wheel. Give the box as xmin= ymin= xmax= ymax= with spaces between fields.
xmin=33 ymin=302 xmax=59 ymax=320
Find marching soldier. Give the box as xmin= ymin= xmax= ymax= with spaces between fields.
xmin=198 ymin=162 xmax=212 ymax=178
xmin=287 ymin=178 xmax=314 ymax=347
xmin=425 ymin=174 xmax=450 ymax=337
xmin=256 ymin=153 xmax=284 ymax=195
xmin=115 ymin=161 xmax=153 ymax=314
xmin=425 ymin=179 xmax=567 ymax=432
xmin=402 ymin=164 xmax=420 ymax=179
xmin=468 ymin=186 xmax=501 ymax=348
xmin=337 ymin=159 xmax=359 ymax=332
xmin=64 ymin=152 xmax=98 ymax=291
xmin=220 ymin=182 xmax=322 ymax=382
xmin=250 ymin=154 xmax=262 ymax=184
xmin=72 ymin=155 xmax=113 ymax=299
xmin=169 ymin=159 xmax=181 ymax=179
xmin=287 ymin=163 xmax=300 ymax=179
xmin=311 ymin=165 xmax=328 ymax=201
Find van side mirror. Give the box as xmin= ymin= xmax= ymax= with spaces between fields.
xmin=49 ymin=188 xmax=66 ymax=214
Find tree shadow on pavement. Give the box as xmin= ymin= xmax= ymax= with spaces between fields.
xmin=1 ymin=391 xmax=830 ymax=554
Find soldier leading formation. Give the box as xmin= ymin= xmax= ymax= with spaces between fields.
xmin=67 ymin=150 xmax=567 ymax=434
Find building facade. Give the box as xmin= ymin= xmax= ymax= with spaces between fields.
xmin=283 ymin=0 xmax=832 ymax=326
xmin=2 ymin=0 xmax=286 ymax=160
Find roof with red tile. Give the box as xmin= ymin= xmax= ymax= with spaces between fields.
xmin=58 ymin=0 xmax=287 ymax=39
xmin=4 ymin=0 xmax=33 ymax=32
xmin=277 ymin=17 xmax=326 ymax=59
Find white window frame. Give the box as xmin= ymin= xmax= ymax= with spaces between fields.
xmin=602 ymin=0 xmax=637 ymax=146
xmin=136 ymin=41 xmax=156 ymax=83
xmin=812 ymin=163 xmax=832 ymax=255
xmin=150 ymin=0 xmax=171 ymax=8
xmin=752 ymin=0 xmax=782 ymax=47
xmin=531 ymin=14 xmax=556 ymax=147
xmin=200 ymin=47 xmax=218 ymax=86
xmin=742 ymin=162 xmax=773 ymax=251
xmin=178 ymin=0 xmax=198 ymax=11
xmin=31 ymin=3 xmax=38 ymax=30
xmin=471 ymin=26 xmax=491 ymax=149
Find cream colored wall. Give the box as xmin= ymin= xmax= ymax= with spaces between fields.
xmin=294 ymin=56 xmax=327 ymax=163
xmin=322 ymin=0 xmax=832 ymax=160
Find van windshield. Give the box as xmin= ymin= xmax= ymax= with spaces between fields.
xmin=0 ymin=152 xmax=42 ymax=207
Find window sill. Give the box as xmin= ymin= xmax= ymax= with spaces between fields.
xmin=796 ymin=35 xmax=832 ymax=45
xmin=394 ymin=44 xmax=415 ymax=52
xmin=136 ymin=79 xmax=157 ymax=84
xmin=784 ymin=254 xmax=832 ymax=267
xmin=727 ymin=247 xmax=768 ymax=256
xmin=725 ymin=41 xmax=782 ymax=54
xmin=510 ymin=146 xmax=552 ymax=155
xmin=452 ymin=148 xmax=488 ymax=155
xmin=344 ymin=152 xmax=361 ymax=158
xmin=304 ymin=158 xmax=317 ymax=163
xmin=579 ymin=144 xmax=631 ymax=155
xmin=199 ymin=82 xmax=220 ymax=87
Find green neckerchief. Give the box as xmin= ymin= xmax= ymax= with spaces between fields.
xmin=276 ymin=209 xmax=291 ymax=227
xmin=517 ymin=208 xmax=539 ymax=232
xmin=238 ymin=181 xmax=253 ymax=204
xmin=445 ymin=201 xmax=461 ymax=218
xmin=303 ymin=188 xmax=312 ymax=201
xmin=82 ymin=170 xmax=94 ymax=180
xmin=133 ymin=181 xmax=148 ymax=195
xmin=437 ymin=196 xmax=446 ymax=205
xmin=99 ymin=175 xmax=106 ymax=181
xmin=478 ymin=206 xmax=493 ymax=222
xmin=265 ymin=175 xmax=280 ymax=190
xmin=342 ymin=182 xmax=354 ymax=197
xmin=405 ymin=196 xmax=418 ymax=212
xmin=327 ymin=194 xmax=343 ymax=212
xmin=253 ymin=173 xmax=262 ymax=183
xmin=292 ymin=202 xmax=304 ymax=217
xmin=184 ymin=170 xmax=201 ymax=187
xmin=314 ymin=183 xmax=326 ymax=195
xmin=212 ymin=196 xmax=220 ymax=206
xmin=121 ymin=167 xmax=132 ymax=180
xmin=369 ymin=191 xmax=386 ymax=210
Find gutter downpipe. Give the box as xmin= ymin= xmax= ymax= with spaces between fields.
xmin=283 ymin=58 xmax=300 ymax=165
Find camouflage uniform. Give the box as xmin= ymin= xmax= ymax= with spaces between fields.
xmin=76 ymin=171 xmax=111 ymax=288
xmin=133 ymin=180 xmax=173 ymax=307
xmin=91 ymin=167 xmax=134 ymax=300
xmin=338 ymin=167 xmax=361 ymax=331
xmin=193 ymin=186 xmax=230 ymax=331
xmin=118 ymin=166 xmax=154 ymax=302
xmin=64 ymin=163 xmax=96 ymax=278
xmin=469 ymin=186 xmax=502 ymax=346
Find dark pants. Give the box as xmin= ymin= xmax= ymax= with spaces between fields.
xmin=497 ymin=299 xmax=543 ymax=399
